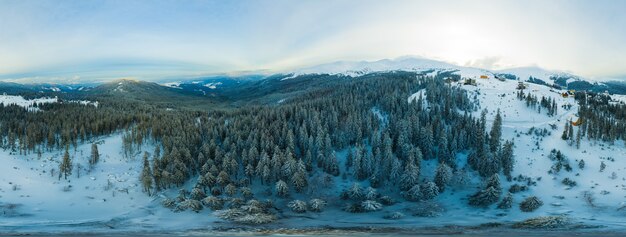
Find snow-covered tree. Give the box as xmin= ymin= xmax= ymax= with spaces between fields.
xmin=288 ymin=200 xmax=307 ymax=213
xmin=202 ymin=196 xmax=224 ymax=210
xmin=519 ymin=196 xmax=543 ymax=212
xmin=365 ymin=187 xmax=378 ymax=200
xmin=347 ymin=183 xmax=364 ymax=200
xmin=500 ymin=140 xmax=515 ymax=179
xmin=489 ymin=109 xmax=502 ymax=152
xmin=59 ymin=147 xmax=72 ymax=180
xmin=89 ymin=143 xmax=99 ymax=169
xmin=468 ymin=186 xmax=500 ymax=207
xmin=578 ymin=159 xmax=585 ymax=169
xmin=404 ymin=184 xmax=421 ymax=201
xmin=434 ymin=163 xmax=452 ymax=192
xmin=497 ymin=192 xmax=513 ymax=209
xmin=275 ymin=180 xmax=289 ymax=197
xmin=291 ymin=160 xmax=308 ymax=193
xmin=361 ymin=200 xmax=383 ymax=212
xmin=400 ymin=162 xmax=420 ymax=191
xmin=308 ymin=198 xmax=327 ymax=212
xmin=141 ymin=152 xmax=153 ymax=196
xmin=420 ymin=181 xmax=439 ymax=200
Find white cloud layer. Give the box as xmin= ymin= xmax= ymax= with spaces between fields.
xmin=0 ymin=0 xmax=625 ymax=82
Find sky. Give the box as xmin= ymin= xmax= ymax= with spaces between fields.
xmin=1 ymin=0 xmax=625 ymax=83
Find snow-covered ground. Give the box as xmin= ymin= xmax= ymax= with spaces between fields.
xmin=285 ymin=57 xmax=588 ymax=84
xmin=2 ymin=75 xmax=626 ymax=234
xmin=0 ymin=95 xmax=98 ymax=111
xmin=453 ymin=78 xmax=626 ymax=228
xmin=0 ymin=134 xmax=216 ymax=233
xmin=204 ymin=82 xmax=222 ymax=89
xmin=162 ymin=82 xmax=182 ymax=89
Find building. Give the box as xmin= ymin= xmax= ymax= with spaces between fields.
xmin=464 ymin=78 xmax=477 ymax=86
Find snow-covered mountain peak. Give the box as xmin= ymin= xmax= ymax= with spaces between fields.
xmin=288 ymin=57 xmax=587 ymax=85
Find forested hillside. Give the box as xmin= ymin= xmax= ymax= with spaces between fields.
xmin=2 ymin=71 xmax=626 ymax=230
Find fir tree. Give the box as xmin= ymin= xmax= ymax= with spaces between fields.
xmin=141 ymin=152 xmax=154 ymax=195
xmin=275 ymin=180 xmax=289 ymax=197
xmin=500 ymin=140 xmax=515 ymax=180
xmin=489 ymin=109 xmax=502 ymax=152
xmin=89 ymin=143 xmax=99 ymax=170
xmin=434 ymin=162 xmax=452 ymax=192
xmin=59 ymin=147 xmax=72 ymax=180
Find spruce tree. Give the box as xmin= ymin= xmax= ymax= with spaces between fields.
xmin=141 ymin=152 xmax=154 ymax=195
xmin=434 ymin=162 xmax=452 ymax=192
xmin=489 ymin=110 xmax=502 ymax=152
xmin=89 ymin=143 xmax=99 ymax=170
xmin=59 ymin=147 xmax=72 ymax=180
xmin=500 ymin=141 xmax=514 ymax=180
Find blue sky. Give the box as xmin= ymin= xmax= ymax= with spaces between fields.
xmin=1 ymin=0 xmax=625 ymax=83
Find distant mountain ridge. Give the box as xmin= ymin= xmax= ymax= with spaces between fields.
xmin=1 ymin=57 xmax=625 ymax=95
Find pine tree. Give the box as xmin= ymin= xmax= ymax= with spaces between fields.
xmin=59 ymin=147 xmax=72 ymax=180
xmin=561 ymin=121 xmax=570 ymax=140
xmin=400 ymin=161 xmax=420 ymax=191
xmin=89 ymin=143 xmax=99 ymax=170
xmin=275 ymin=180 xmax=289 ymax=197
xmin=568 ymin=122 xmax=574 ymax=144
xmin=468 ymin=174 xmax=501 ymax=207
xmin=497 ymin=192 xmax=513 ymax=209
xmin=478 ymin=151 xmax=500 ymax=178
xmin=291 ymin=160 xmax=308 ymax=193
xmin=141 ymin=152 xmax=153 ymax=195
xmin=575 ymin=126 xmax=582 ymax=149
xmin=434 ymin=162 xmax=452 ymax=192
xmin=420 ymin=181 xmax=439 ymax=200
xmin=500 ymin=140 xmax=514 ymax=180
xmin=489 ymin=109 xmax=502 ymax=152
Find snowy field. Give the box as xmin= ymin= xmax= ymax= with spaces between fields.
xmin=0 ymin=134 xmax=216 ymax=234
xmin=0 ymin=94 xmax=98 ymax=111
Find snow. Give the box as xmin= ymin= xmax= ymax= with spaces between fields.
xmin=407 ymin=89 xmax=427 ymax=104
xmin=162 ymin=82 xmax=182 ymax=89
xmin=496 ymin=67 xmax=582 ymax=83
xmin=3 ymin=72 xmax=626 ymax=233
xmin=204 ymin=82 xmax=222 ymax=89
xmin=0 ymin=95 xmax=98 ymax=111
xmin=286 ymin=57 xmax=592 ymax=86
xmin=285 ymin=57 xmax=491 ymax=79
xmin=0 ymin=134 xmax=216 ymax=233
xmin=443 ymin=77 xmax=626 ymax=228
xmin=0 ymin=95 xmax=58 ymax=111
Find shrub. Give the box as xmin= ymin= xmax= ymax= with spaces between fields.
xmin=383 ymin=211 xmax=404 ymax=220
xmin=162 ymin=198 xmax=176 ymax=209
xmin=361 ymin=200 xmax=383 ymax=212
xmin=308 ymin=199 xmax=327 ymax=212
xmin=520 ymin=196 xmax=543 ymax=212
xmin=288 ymin=200 xmax=307 ymax=213
xmin=561 ymin=178 xmax=577 ymax=187
xmin=202 ymin=196 xmax=224 ymax=210
xmin=497 ymin=193 xmax=513 ymax=209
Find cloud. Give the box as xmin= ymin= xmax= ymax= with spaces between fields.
xmin=464 ymin=57 xmax=514 ymax=70
xmin=0 ymin=0 xmax=625 ymax=81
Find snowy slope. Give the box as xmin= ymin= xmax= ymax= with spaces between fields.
xmin=288 ymin=57 xmax=589 ymax=87
xmin=451 ymin=78 xmax=626 ymax=227
xmin=0 ymin=134 xmax=216 ymax=233
xmin=291 ymin=57 xmax=490 ymax=78
xmin=0 ymin=95 xmax=98 ymax=111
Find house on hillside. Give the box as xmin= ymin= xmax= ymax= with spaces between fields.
xmin=464 ymin=78 xmax=477 ymax=86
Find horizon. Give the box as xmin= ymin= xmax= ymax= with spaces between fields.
xmin=1 ymin=0 xmax=626 ymax=83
